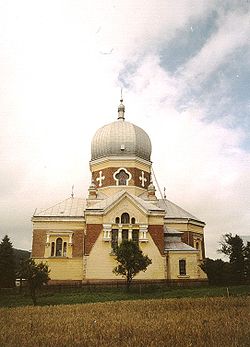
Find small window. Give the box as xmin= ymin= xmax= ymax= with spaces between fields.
xmin=115 ymin=217 xmax=120 ymax=224
xmin=63 ymin=242 xmax=67 ymax=257
xmin=111 ymin=229 xmax=118 ymax=251
xmin=131 ymin=217 xmax=135 ymax=224
xmin=132 ymin=230 xmax=139 ymax=244
xmin=115 ymin=169 xmax=129 ymax=185
xmin=56 ymin=238 xmax=63 ymax=256
xmin=122 ymin=229 xmax=128 ymax=241
xmin=196 ymin=242 xmax=199 ymax=250
xmin=121 ymin=213 xmax=130 ymax=224
xmin=179 ymin=259 xmax=186 ymax=276
xmin=51 ymin=242 xmax=55 ymax=256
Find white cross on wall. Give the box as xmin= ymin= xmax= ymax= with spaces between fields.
xmin=139 ymin=171 xmax=147 ymax=187
xmin=96 ymin=170 xmax=105 ymax=187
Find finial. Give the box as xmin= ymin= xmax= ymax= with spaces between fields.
xmin=118 ymin=89 xmax=125 ymax=120
xmin=71 ymin=184 xmax=74 ymax=198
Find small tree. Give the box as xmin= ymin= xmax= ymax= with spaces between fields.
xmin=219 ymin=233 xmax=245 ymax=284
xmin=19 ymin=259 xmax=50 ymax=305
xmin=200 ymin=258 xmax=232 ymax=285
xmin=0 ymin=235 xmax=16 ymax=288
xmin=113 ymin=240 xmax=152 ymax=290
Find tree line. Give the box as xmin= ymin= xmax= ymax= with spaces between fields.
xmin=201 ymin=233 xmax=250 ymax=285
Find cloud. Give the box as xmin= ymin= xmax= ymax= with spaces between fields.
xmin=0 ymin=1 xmax=249 ymax=259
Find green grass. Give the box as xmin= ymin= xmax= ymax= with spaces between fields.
xmin=0 ymin=284 xmax=249 ymax=308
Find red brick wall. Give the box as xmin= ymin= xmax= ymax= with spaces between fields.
xmin=32 ymin=229 xmax=46 ymax=258
xmin=85 ymin=224 xmax=102 ymax=255
xmin=92 ymin=167 xmax=150 ymax=189
xmin=148 ymin=225 xmax=165 ymax=255
xmin=72 ymin=230 xmax=84 ymax=257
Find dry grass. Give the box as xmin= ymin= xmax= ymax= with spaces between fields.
xmin=0 ymin=297 xmax=249 ymax=347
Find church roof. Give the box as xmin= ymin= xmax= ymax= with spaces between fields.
xmin=157 ymin=198 xmax=203 ymax=222
xmin=86 ymin=190 xmax=164 ymax=214
xmin=164 ymin=240 xmax=198 ymax=252
xmin=33 ymin=197 xmax=86 ymax=217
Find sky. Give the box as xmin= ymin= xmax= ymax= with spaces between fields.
xmin=0 ymin=0 xmax=249 ymax=259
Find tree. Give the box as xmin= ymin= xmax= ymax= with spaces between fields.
xmin=0 ymin=235 xmax=16 ymax=288
xmin=19 ymin=258 xmax=50 ymax=305
xmin=244 ymin=242 xmax=250 ymax=283
xmin=200 ymin=258 xmax=232 ymax=285
xmin=113 ymin=240 xmax=152 ymax=290
xmin=219 ymin=233 xmax=245 ymax=284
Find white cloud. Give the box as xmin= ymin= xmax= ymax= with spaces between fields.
xmin=0 ymin=1 xmax=249 ymax=259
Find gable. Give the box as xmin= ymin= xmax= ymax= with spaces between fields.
xmin=103 ymin=195 xmax=148 ymax=224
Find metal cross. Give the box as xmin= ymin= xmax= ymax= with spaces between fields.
xmin=139 ymin=171 xmax=147 ymax=187
xmin=96 ymin=170 xmax=105 ymax=187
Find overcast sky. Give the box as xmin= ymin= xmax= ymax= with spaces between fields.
xmin=0 ymin=0 xmax=249 ymax=258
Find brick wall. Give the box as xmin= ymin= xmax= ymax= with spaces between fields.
xmin=148 ymin=225 xmax=165 ymax=255
xmin=72 ymin=230 xmax=84 ymax=257
xmin=32 ymin=229 xmax=46 ymax=258
xmin=92 ymin=167 xmax=150 ymax=189
xmin=85 ymin=224 xmax=102 ymax=255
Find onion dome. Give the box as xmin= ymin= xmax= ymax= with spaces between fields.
xmin=91 ymin=98 xmax=152 ymax=162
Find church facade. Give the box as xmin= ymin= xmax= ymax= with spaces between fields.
xmin=31 ymin=98 xmax=207 ymax=284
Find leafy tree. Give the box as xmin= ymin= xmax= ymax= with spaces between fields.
xmin=0 ymin=235 xmax=16 ymax=288
xmin=244 ymin=242 xmax=250 ymax=282
xmin=113 ymin=240 xmax=152 ymax=290
xmin=19 ymin=258 xmax=50 ymax=305
xmin=200 ymin=258 xmax=232 ymax=285
xmin=219 ymin=233 xmax=245 ymax=284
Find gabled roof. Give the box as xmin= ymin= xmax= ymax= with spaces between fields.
xmin=33 ymin=197 xmax=86 ymax=217
xmin=164 ymin=241 xmax=198 ymax=252
xmin=86 ymin=190 xmax=165 ymax=215
xmin=158 ymin=198 xmax=203 ymax=222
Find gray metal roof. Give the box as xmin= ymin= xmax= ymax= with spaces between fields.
xmin=165 ymin=241 xmax=198 ymax=252
xmin=34 ymin=197 xmax=86 ymax=217
xmin=87 ymin=190 xmax=164 ymax=214
xmin=91 ymin=119 xmax=152 ymax=161
xmin=157 ymin=199 xmax=201 ymax=221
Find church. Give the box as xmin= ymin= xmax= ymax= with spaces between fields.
xmin=31 ymin=98 xmax=207 ymax=284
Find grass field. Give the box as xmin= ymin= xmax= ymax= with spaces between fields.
xmin=0 ymin=284 xmax=249 ymax=308
xmin=0 ymin=296 xmax=249 ymax=346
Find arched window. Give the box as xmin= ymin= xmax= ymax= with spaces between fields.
xmin=63 ymin=242 xmax=67 ymax=257
xmin=115 ymin=217 xmax=120 ymax=224
xmin=131 ymin=217 xmax=135 ymax=224
xmin=179 ymin=259 xmax=186 ymax=276
xmin=196 ymin=242 xmax=199 ymax=250
xmin=121 ymin=212 xmax=130 ymax=224
xmin=56 ymin=238 xmax=63 ymax=256
xmin=51 ymin=242 xmax=55 ymax=256
xmin=115 ymin=169 xmax=129 ymax=185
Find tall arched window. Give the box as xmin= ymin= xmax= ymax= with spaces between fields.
xmin=132 ymin=230 xmax=139 ymax=244
xmin=131 ymin=217 xmax=135 ymax=224
xmin=179 ymin=259 xmax=186 ymax=276
xmin=56 ymin=238 xmax=63 ymax=256
xmin=121 ymin=213 xmax=130 ymax=224
xmin=115 ymin=217 xmax=120 ymax=224
xmin=51 ymin=242 xmax=55 ymax=256
xmin=111 ymin=230 xmax=118 ymax=251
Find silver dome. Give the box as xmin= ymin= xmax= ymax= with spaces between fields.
xmin=91 ymin=119 xmax=152 ymax=161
